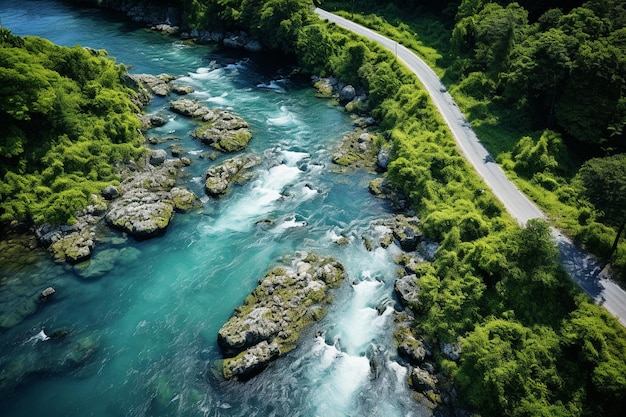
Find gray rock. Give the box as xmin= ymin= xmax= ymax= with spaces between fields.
xmin=217 ymin=252 xmax=346 ymax=379
xmin=106 ymin=192 xmax=175 ymax=239
xmin=377 ymin=145 xmax=391 ymax=171
xmin=410 ymin=366 xmax=438 ymax=392
xmin=169 ymin=100 xmax=253 ymax=153
xmin=204 ymin=156 xmax=261 ymax=196
xmin=170 ymin=84 xmax=194 ymax=95
xmin=101 ymin=185 xmax=120 ymax=200
xmin=49 ymin=229 xmax=95 ymax=264
xmin=312 ymin=76 xmax=337 ymax=98
xmin=339 ymin=85 xmax=357 ymax=104
xmin=392 ymin=215 xmax=422 ymax=251
xmin=440 ymin=341 xmax=462 ymax=361
xmin=128 ymin=73 xmax=176 ymax=97
xmin=170 ymin=187 xmax=199 ymax=211
xmin=395 ymin=323 xmax=429 ymax=364
xmin=141 ymin=113 xmax=167 ymax=129
xmin=105 ymin=164 xmax=179 ymax=239
xmin=39 ymin=287 xmax=56 ymax=301
xmin=193 ymin=109 xmax=252 ymax=152
xmin=394 ymin=274 xmax=419 ymax=307
xmin=223 ymin=341 xmax=280 ymax=380
xmin=151 ymin=24 xmax=179 ymax=34
xmin=353 ymin=116 xmax=377 ymax=128
xmin=150 ymin=149 xmax=168 ymax=165
xmin=170 ymin=98 xmax=210 ymax=118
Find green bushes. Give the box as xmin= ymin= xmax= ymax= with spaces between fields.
xmin=0 ymin=32 xmax=143 ymax=225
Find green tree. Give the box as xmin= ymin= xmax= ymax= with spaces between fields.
xmin=577 ymin=154 xmax=626 ymax=257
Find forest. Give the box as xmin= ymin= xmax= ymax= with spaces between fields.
xmin=3 ymin=0 xmax=626 ymax=415
xmin=0 ymin=27 xmax=144 ymax=226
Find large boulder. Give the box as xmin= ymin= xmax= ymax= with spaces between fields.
xmin=49 ymin=229 xmax=95 ymax=264
xmin=204 ymin=155 xmax=260 ymax=196
xmin=128 ymin=73 xmax=176 ymax=97
xmin=192 ymin=109 xmax=252 ymax=152
xmin=339 ymin=84 xmax=357 ymax=104
xmin=169 ymin=98 xmax=211 ymax=118
xmin=104 ymin=163 xmax=192 ymax=239
xmin=394 ymin=321 xmax=430 ymax=364
xmin=169 ymin=99 xmax=253 ymax=153
xmin=377 ymin=144 xmax=391 ymax=171
xmin=223 ymin=341 xmax=280 ymax=380
xmin=106 ymin=190 xmax=175 ymax=239
xmin=217 ymin=252 xmax=346 ymax=380
xmin=394 ymin=274 xmax=420 ymax=307
xmin=149 ymin=149 xmax=168 ymax=165
xmin=391 ymin=215 xmax=422 ymax=252
xmin=331 ymin=131 xmax=377 ymax=169
xmin=170 ymin=187 xmax=200 ymax=211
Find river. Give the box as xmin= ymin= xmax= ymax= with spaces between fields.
xmin=0 ymin=1 xmax=426 ymax=416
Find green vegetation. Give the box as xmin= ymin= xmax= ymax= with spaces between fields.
xmin=321 ymin=0 xmax=626 ymax=281
xmin=311 ymin=1 xmax=626 ymax=415
xmin=0 ymin=28 xmax=144 ymax=226
xmin=4 ymin=1 xmax=626 ymax=415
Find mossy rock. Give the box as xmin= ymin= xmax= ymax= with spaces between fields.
xmin=170 ymin=187 xmax=200 ymax=211
xmin=193 ymin=125 xmax=252 ymax=153
xmin=217 ymin=252 xmax=346 ymax=380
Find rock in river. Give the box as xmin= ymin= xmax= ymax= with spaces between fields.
xmin=204 ymin=155 xmax=261 ymax=196
xmin=105 ymin=163 xmax=198 ymax=239
xmin=169 ymin=99 xmax=253 ymax=152
xmin=217 ymin=252 xmax=346 ymax=380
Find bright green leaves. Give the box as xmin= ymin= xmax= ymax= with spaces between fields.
xmin=0 ymin=31 xmax=143 ymax=225
xmin=458 ymin=319 xmax=567 ymax=417
xmin=296 ymin=24 xmax=335 ymax=76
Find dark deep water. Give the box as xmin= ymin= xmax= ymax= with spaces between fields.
xmin=0 ymin=1 xmax=427 ymax=416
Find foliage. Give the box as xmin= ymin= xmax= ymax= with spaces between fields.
xmin=0 ymin=31 xmax=143 ymax=225
xmin=577 ymin=154 xmax=626 ymax=256
xmin=308 ymin=2 xmax=626 ymax=415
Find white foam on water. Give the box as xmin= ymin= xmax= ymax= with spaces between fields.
xmin=257 ymin=80 xmax=285 ymax=92
xmin=300 ymin=184 xmax=319 ymax=200
xmin=206 ymin=92 xmax=229 ymax=106
xmin=27 ymin=329 xmax=50 ymax=343
xmin=187 ymin=67 xmax=222 ymax=82
xmin=205 ymin=163 xmax=302 ymax=233
xmin=279 ymin=149 xmax=308 ymax=166
xmin=388 ymin=360 xmax=409 ymax=391
xmin=270 ymin=216 xmax=307 ymax=234
xmin=307 ymin=340 xmax=371 ymax=417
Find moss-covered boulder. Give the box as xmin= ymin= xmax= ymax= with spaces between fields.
xmin=169 ymin=99 xmax=253 ymax=153
xmin=331 ymin=131 xmax=378 ymax=170
xmin=192 ymin=109 xmax=252 ymax=152
xmin=170 ymin=187 xmax=200 ymax=211
xmin=105 ymin=163 xmax=195 ymax=239
xmin=217 ymin=252 xmax=346 ymax=380
xmin=204 ymin=155 xmax=261 ymax=196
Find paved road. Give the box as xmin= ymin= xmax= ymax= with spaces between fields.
xmin=316 ymin=9 xmax=626 ymax=326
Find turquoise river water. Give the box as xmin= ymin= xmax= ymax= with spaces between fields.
xmin=0 ymin=1 xmax=427 ymax=416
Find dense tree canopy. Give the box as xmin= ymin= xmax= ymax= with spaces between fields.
xmin=0 ymin=29 xmax=143 ymax=225
xmin=578 ymin=154 xmax=626 ymax=255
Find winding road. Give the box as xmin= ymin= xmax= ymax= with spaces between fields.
xmin=316 ymin=8 xmax=626 ymax=326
